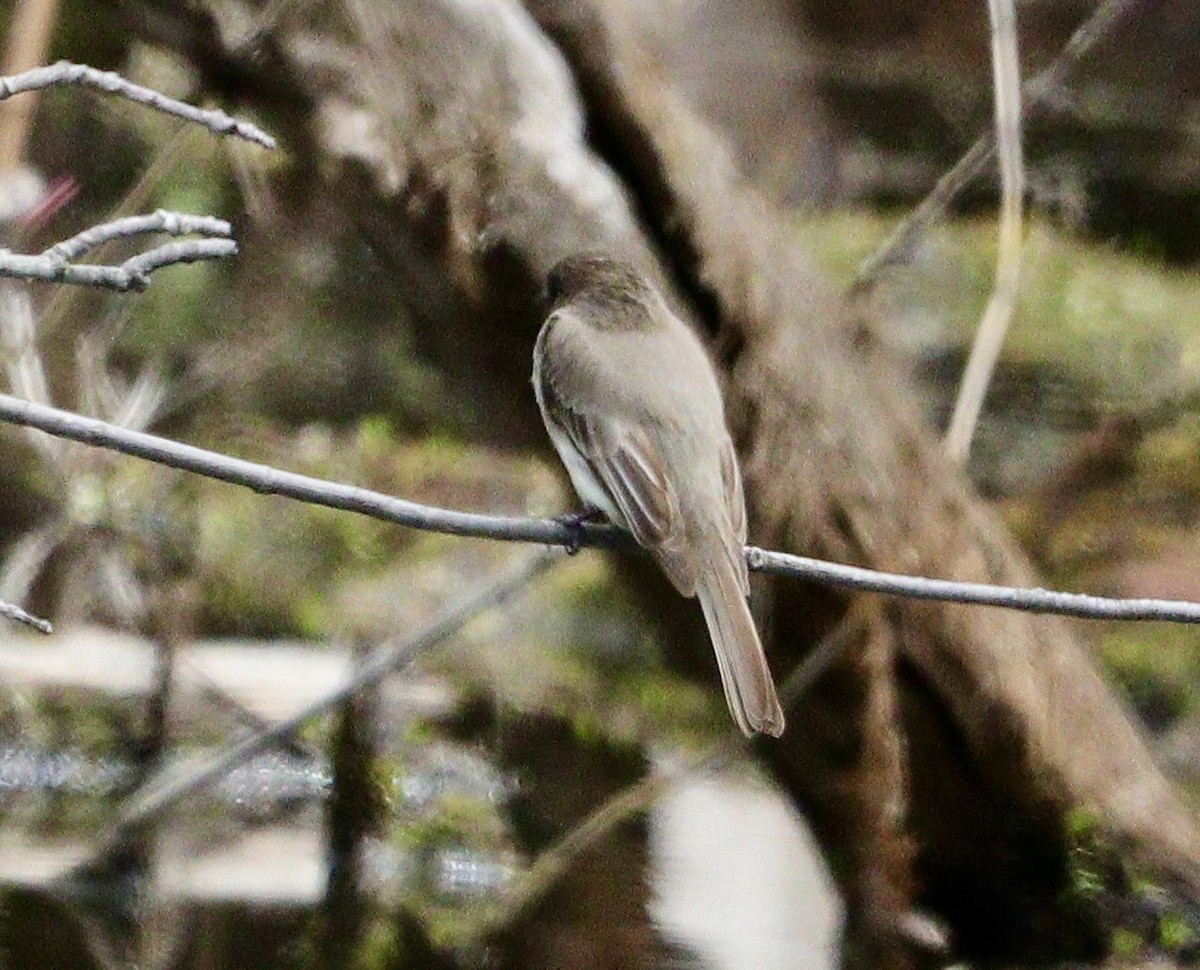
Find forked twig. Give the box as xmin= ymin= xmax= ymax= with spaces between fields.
xmin=0 ymin=210 xmax=238 ymax=290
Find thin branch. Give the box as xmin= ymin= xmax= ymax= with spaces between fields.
xmin=744 ymin=547 xmax=1200 ymax=622
xmin=852 ymin=0 xmax=1139 ymax=290
xmin=69 ymin=550 xmax=556 ymax=867
xmin=45 ymin=210 xmax=232 ymax=261
xmin=0 ymin=390 xmax=607 ymax=545
xmin=0 ymin=210 xmax=238 ymax=290
xmin=778 ymin=598 xmax=875 ymax=708
xmin=189 ymin=662 xmax=319 ymax=760
xmin=0 ymin=596 xmax=52 ymax=633
xmin=0 ymin=238 xmax=236 ymax=290
xmin=2 ymin=391 xmax=1200 ymax=626
xmin=0 ymin=61 xmax=277 ymax=149
xmin=38 ymin=130 xmax=206 ymax=340
xmin=943 ymin=0 xmax=1025 ymax=461
xmin=120 ymin=239 xmax=236 ymax=281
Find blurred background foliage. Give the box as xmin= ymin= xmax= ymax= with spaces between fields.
xmin=3 ymin=0 xmax=1200 ymax=967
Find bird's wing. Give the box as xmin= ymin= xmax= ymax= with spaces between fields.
xmin=552 ymin=400 xmax=697 ymax=595
xmin=535 ymin=304 xmax=701 ymax=593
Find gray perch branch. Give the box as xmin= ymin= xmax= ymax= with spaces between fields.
xmin=0 ymin=211 xmax=238 ymax=290
xmin=0 ymin=61 xmax=276 ymax=149
xmin=2 ymin=391 xmax=1199 ymax=625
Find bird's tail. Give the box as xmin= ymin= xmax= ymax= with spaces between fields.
xmin=696 ymin=550 xmax=785 ymax=737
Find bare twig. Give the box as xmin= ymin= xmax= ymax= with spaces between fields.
xmin=777 ymin=599 xmax=876 ymax=707
xmin=0 ymin=390 xmax=605 ymax=545
xmin=120 ymin=239 xmax=236 ymax=282
xmin=853 ymin=0 xmax=1139 ymax=289
xmin=2 ymin=391 xmax=1199 ymax=626
xmin=38 ymin=130 xmax=206 ymax=339
xmin=70 ymin=549 xmax=556 ymax=867
xmin=45 ymin=210 xmax=232 ymax=261
xmin=0 ymin=596 xmax=52 ymax=633
xmin=943 ymin=0 xmax=1025 ymax=461
xmin=0 ymin=239 xmax=236 ymax=290
xmin=744 ymin=547 xmax=1200 ymax=622
xmin=0 ymin=61 xmax=277 ymax=149
xmin=0 ymin=211 xmax=238 ymax=290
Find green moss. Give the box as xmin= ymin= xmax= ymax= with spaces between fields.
xmin=799 ymin=211 xmax=1200 ymax=405
xmin=1064 ymin=805 xmax=1200 ymax=960
xmin=1064 ymin=807 xmax=1106 ymax=902
xmin=1097 ymin=625 xmax=1200 ymax=730
xmin=1160 ymin=911 xmax=1196 ymax=952
xmin=192 ymin=418 xmax=547 ymax=637
xmin=1110 ymin=927 xmax=1143 ymax=960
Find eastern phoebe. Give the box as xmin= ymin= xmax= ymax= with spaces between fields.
xmin=532 ymin=254 xmax=785 ymax=737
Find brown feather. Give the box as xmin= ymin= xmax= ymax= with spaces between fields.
xmin=533 ymin=254 xmax=784 ymax=736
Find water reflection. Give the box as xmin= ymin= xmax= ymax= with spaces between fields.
xmin=0 ymin=744 xmax=131 ymax=797
xmin=0 ymin=742 xmax=840 ymax=968
xmin=651 ymin=771 xmax=840 ymax=970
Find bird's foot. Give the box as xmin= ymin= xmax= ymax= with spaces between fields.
xmin=556 ymin=508 xmax=602 ymax=555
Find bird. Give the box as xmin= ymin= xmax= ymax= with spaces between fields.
xmin=532 ymin=253 xmax=784 ymax=737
